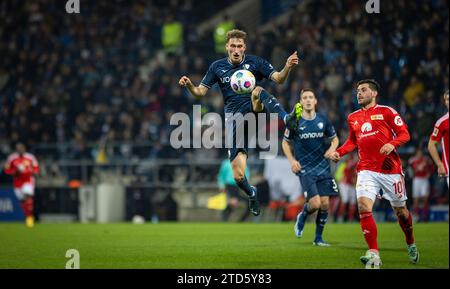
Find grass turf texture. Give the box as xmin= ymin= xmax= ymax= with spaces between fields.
xmin=0 ymin=222 xmax=448 ymax=269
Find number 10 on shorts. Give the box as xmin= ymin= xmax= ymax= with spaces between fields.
xmin=393 ymin=179 xmax=405 ymax=198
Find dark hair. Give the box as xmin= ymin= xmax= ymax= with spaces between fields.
xmin=226 ymin=29 xmax=247 ymax=43
xmin=357 ymin=79 xmax=380 ymax=93
xmin=300 ymin=88 xmax=315 ymax=95
xmin=300 ymin=88 xmax=315 ymax=98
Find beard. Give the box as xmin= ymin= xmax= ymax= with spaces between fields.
xmin=358 ymin=98 xmax=373 ymax=107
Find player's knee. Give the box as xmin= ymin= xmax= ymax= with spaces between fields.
xmin=308 ymin=199 xmax=320 ymax=211
xmin=233 ymin=172 xmax=245 ymax=183
xmin=358 ymin=203 xmax=371 ymax=213
xmin=320 ymin=200 xmax=329 ymax=211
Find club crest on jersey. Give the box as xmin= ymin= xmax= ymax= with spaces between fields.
xmin=317 ymin=122 xmax=324 ymax=129
xmin=243 ymin=64 xmax=250 ymax=70
xmin=394 ymin=115 xmax=404 ymax=126
xmin=370 ymin=114 xmax=384 ymax=120
xmin=361 ymin=122 xmax=372 ymax=133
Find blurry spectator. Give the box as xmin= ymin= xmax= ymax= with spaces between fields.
xmin=408 ymin=148 xmax=434 ymax=222
xmin=403 ymin=75 xmax=425 ymax=108
xmin=214 ymin=14 xmax=235 ymax=53
xmin=336 ymin=152 xmax=358 ymax=223
xmin=0 ymin=0 xmax=446 ymax=206
xmin=162 ymin=15 xmax=184 ymax=54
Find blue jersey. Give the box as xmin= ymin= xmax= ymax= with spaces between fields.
xmin=284 ymin=113 xmax=337 ymax=177
xmin=200 ymin=54 xmax=275 ymax=114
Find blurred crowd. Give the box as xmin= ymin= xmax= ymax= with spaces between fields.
xmin=0 ymin=0 xmax=448 ymax=163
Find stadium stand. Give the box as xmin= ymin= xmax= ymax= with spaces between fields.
xmin=0 ymin=0 xmax=448 ymax=221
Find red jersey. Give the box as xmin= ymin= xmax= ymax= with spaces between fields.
xmin=408 ymin=155 xmax=434 ymax=178
xmin=4 ymin=153 xmax=39 ymax=188
xmin=343 ymin=158 xmax=358 ymax=185
xmin=337 ymin=104 xmax=410 ymax=174
xmin=430 ymin=112 xmax=449 ymax=174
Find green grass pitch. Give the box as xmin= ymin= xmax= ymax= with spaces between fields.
xmin=0 ymin=222 xmax=448 ymax=269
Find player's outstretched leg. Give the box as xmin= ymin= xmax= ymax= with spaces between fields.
xmin=252 ymin=87 xmax=301 ymax=133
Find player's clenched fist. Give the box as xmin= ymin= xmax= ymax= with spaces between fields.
xmin=286 ymin=51 xmax=299 ymax=68
xmin=327 ymin=151 xmax=341 ymax=162
xmin=379 ymin=143 xmax=395 ymax=155
xmin=178 ymin=76 xmax=192 ymax=87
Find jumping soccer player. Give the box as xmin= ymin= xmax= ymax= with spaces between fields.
xmin=179 ymin=29 xmax=300 ymax=216
xmin=328 ymin=79 xmax=419 ymax=268
xmin=4 ymin=142 xmax=39 ymax=228
xmin=281 ymin=88 xmax=339 ymax=246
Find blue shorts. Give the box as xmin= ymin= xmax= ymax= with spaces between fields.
xmin=299 ymin=174 xmax=339 ymax=201
xmin=226 ymin=102 xmax=265 ymax=162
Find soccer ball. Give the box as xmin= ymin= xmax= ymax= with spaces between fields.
xmin=230 ymin=69 xmax=256 ymax=94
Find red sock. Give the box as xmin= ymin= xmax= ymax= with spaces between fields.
xmin=20 ymin=198 xmax=34 ymax=217
xmin=398 ymin=211 xmax=415 ymax=245
xmin=359 ymin=212 xmax=378 ymax=251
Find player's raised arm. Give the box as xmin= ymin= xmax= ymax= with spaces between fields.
xmin=178 ymin=75 xmax=208 ymax=99
xmin=271 ymin=51 xmax=299 ymax=84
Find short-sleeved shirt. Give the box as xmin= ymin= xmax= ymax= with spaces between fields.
xmin=284 ymin=113 xmax=337 ymax=176
xmin=430 ymin=112 xmax=449 ymax=174
xmin=336 ymin=105 xmax=410 ymax=174
xmin=200 ymin=54 xmax=275 ymax=114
